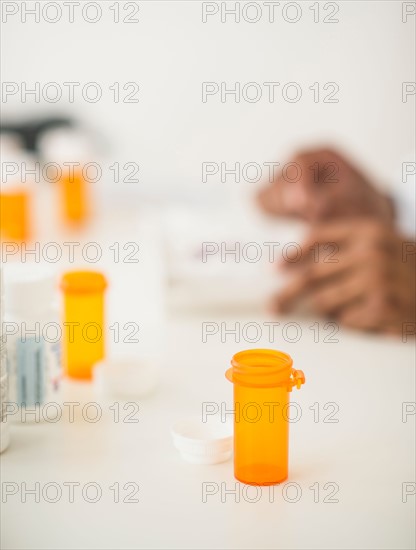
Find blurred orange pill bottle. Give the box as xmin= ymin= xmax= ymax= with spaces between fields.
xmin=59 ymin=166 xmax=89 ymax=225
xmin=39 ymin=128 xmax=91 ymax=226
xmin=0 ymin=188 xmax=31 ymax=242
xmin=60 ymin=271 xmax=107 ymax=380
xmin=0 ymin=150 xmax=33 ymax=242
xmin=226 ymin=349 xmax=305 ymax=485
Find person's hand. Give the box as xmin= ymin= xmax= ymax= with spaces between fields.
xmin=273 ymin=220 xmax=415 ymax=334
xmin=257 ymin=148 xmax=394 ymax=224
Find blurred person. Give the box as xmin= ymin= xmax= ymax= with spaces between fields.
xmin=258 ymin=148 xmax=415 ymax=335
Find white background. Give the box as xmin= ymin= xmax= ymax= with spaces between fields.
xmin=1 ymin=0 xmax=415 ymax=199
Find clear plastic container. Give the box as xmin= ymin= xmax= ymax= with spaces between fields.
xmin=226 ymin=349 xmax=305 ymax=485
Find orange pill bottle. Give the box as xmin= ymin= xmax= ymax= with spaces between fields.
xmin=226 ymin=349 xmax=305 ymax=485
xmin=39 ymin=128 xmax=92 ymax=227
xmin=60 ymin=271 xmax=107 ymax=380
xmin=0 ymin=151 xmax=33 ymax=242
xmin=0 ymin=189 xmax=31 ymax=242
xmin=59 ymin=166 xmax=88 ymax=224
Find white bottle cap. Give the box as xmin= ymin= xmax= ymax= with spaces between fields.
xmin=38 ymin=127 xmax=93 ymax=164
xmin=171 ymin=415 xmax=233 ymax=465
xmin=3 ymin=263 xmax=56 ymax=317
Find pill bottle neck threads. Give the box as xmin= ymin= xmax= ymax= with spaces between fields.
xmin=226 ymin=349 xmax=304 ymax=390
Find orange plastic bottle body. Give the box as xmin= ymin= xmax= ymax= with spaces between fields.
xmin=226 ymin=349 xmax=305 ymax=486
xmin=0 ymin=190 xmax=31 ymax=241
xmin=59 ymin=168 xmax=88 ymax=225
xmin=61 ymin=271 xmax=107 ymax=380
xmin=234 ymin=383 xmax=290 ymax=485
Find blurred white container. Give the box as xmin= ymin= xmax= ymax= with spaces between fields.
xmin=3 ymin=264 xmax=61 ymax=424
xmin=162 ymin=204 xmax=306 ymax=311
xmin=94 ymin=356 xmax=160 ymax=400
xmin=0 ymin=266 xmax=10 ymax=452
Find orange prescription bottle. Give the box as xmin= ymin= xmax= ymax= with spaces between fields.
xmin=0 ymin=189 xmax=31 ymax=242
xmin=59 ymin=167 xmax=88 ymax=224
xmin=60 ymin=271 xmax=107 ymax=380
xmin=38 ymin=128 xmax=91 ymax=226
xmin=226 ymin=349 xmax=305 ymax=486
xmin=0 ymin=150 xmax=34 ymax=242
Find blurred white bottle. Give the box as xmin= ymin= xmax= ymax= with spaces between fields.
xmin=3 ymin=264 xmax=61 ymax=424
xmin=0 ymin=266 xmax=11 ymax=452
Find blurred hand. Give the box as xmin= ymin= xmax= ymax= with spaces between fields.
xmin=258 ymin=148 xmax=394 ymax=224
xmin=273 ymin=220 xmax=415 ymax=334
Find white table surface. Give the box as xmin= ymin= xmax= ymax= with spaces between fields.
xmin=1 ymin=203 xmax=415 ymax=550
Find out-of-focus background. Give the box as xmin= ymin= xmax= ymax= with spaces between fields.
xmin=1 ymin=0 xmax=414 ymax=312
xmin=2 ymin=0 xmax=415 ymax=198
xmin=1 ymin=2 xmax=415 ymax=550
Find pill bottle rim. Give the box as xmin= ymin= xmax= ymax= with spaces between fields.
xmin=226 ymin=348 xmax=295 ymax=388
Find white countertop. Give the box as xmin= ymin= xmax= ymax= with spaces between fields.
xmin=1 ymin=203 xmax=415 ymax=550
xmin=2 ymin=312 xmax=415 ymax=550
